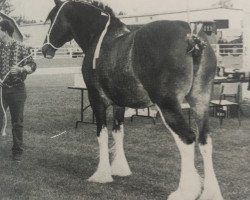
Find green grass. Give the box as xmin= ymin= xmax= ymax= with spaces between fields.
xmin=0 ymin=72 xmax=249 ymax=200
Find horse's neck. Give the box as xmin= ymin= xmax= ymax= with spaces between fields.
xmin=76 ymin=23 xmax=130 ymax=55
xmin=100 ymin=25 xmax=130 ymax=49
xmin=109 ymin=24 xmax=130 ymax=38
xmin=73 ymin=25 xmax=103 ymax=53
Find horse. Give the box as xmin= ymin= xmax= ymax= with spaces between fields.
xmin=42 ymin=0 xmax=223 ymax=199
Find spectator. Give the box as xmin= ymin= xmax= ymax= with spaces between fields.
xmin=0 ymin=20 xmax=36 ymax=162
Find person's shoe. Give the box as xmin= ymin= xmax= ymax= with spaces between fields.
xmin=12 ymin=154 xmax=22 ymax=162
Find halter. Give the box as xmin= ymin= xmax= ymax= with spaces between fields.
xmin=44 ymin=1 xmax=69 ymax=50
xmin=45 ymin=0 xmax=111 ymax=69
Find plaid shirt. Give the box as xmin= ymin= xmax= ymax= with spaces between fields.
xmin=0 ymin=40 xmax=36 ymax=87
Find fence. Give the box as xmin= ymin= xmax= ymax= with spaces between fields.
xmin=30 ymin=47 xmax=84 ymax=59
xmin=211 ymin=43 xmax=244 ymax=57
xmin=31 ymin=43 xmax=244 ymax=59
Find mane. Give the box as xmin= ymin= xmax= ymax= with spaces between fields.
xmin=45 ymin=0 xmax=117 ymax=22
xmin=70 ymin=0 xmax=116 ymax=17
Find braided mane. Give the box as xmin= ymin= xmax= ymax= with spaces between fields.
xmin=70 ymin=0 xmax=116 ymax=17
xmin=46 ymin=0 xmax=117 ymax=23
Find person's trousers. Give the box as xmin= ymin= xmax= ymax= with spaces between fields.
xmin=0 ymin=84 xmax=27 ymax=155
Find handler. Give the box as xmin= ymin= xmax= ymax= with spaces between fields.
xmin=0 ymin=20 xmax=36 ymax=162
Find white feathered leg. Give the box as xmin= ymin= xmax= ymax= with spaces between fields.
xmin=199 ymin=136 xmax=223 ymax=200
xmin=88 ymin=127 xmax=113 ymax=183
xmin=167 ymin=134 xmax=202 ymax=200
xmin=156 ymin=105 xmax=201 ymax=200
xmin=111 ymin=125 xmax=132 ymax=176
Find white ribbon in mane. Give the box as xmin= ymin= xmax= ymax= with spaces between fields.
xmin=93 ymin=13 xmax=111 ymax=69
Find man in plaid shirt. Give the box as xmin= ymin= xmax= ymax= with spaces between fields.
xmin=0 ymin=20 xmax=36 ymax=162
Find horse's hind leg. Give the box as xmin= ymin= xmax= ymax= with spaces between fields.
xmin=87 ymin=92 xmax=113 ymax=183
xmin=111 ymin=106 xmax=132 ymax=176
xmin=156 ymin=98 xmax=201 ymax=200
xmin=187 ymin=83 xmax=223 ymax=200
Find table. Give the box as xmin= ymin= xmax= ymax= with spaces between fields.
xmin=130 ymin=103 xmax=191 ymax=127
xmin=131 ymin=106 xmax=157 ymax=124
xmin=68 ymin=86 xmax=95 ymax=129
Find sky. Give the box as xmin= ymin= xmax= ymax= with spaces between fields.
xmin=10 ymin=0 xmax=245 ymax=21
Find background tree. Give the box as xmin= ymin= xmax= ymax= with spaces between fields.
xmin=12 ymin=15 xmax=36 ymax=25
xmin=212 ymin=0 xmax=233 ymax=8
xmin=0 ymin=0 xmax=14 ymax=15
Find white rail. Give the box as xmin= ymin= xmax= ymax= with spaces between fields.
xmin=211 ymin=43 xmax=244 ymax=56
xmin=30 ymin=47 xmax=84 ymax=59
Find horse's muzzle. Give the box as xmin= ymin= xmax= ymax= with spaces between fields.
xmin=42 ymin=44 xmax=56 ymax=59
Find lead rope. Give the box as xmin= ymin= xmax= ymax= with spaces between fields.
xmin=1 ymin=54 xmax=34 ymax=136
xmin=0 ymin=71 xmax=10 ymax=136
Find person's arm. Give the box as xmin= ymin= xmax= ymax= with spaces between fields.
xmin=21 ymin=45 xmax=37 ymax=74
xmin=10 ymin=44 xmax=37 ymax=75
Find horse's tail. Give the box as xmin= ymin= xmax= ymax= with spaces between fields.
xmin=186 ymin=24 xmax=217 ymax=92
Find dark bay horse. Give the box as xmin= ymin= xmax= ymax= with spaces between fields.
xmin=42 ymin=0 xmax=223 ymax=199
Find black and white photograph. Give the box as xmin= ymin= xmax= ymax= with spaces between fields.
xmin=0 ymin=0 xmax=249 ymax=199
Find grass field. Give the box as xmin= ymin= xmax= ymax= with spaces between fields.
xmin=0 ymin=62 xmax=249 ymax=200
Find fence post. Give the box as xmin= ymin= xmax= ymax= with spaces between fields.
xmin=34 ymin=48 xmax=38 ymax=60
xmin=68 ymin=48 xmax=73 ymax=58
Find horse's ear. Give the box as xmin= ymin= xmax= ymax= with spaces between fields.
xmin=54 ymin=0 xmax=62 ymax=6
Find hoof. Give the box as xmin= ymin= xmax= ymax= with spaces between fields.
xmin=199 ymin=178 xmax=223 ymax=200
xmin=168 ymin=174 xmax=202 ymax=200
xmin=88 ymin=171 xmax=113 ymax=183
xmin=199 ymin=190 xmax=223 ymax=200
xmin=111 ymin=163 xmax=132 ymax=177
xmin=168 ymin=189 xmax=200 ymax=200
xmin=1 ymin=131 xmax=6 ymax=136
xmin=111 ymin=156 xmax=132 ymax=176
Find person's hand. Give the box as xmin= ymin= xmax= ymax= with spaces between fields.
xmin=0 ymin=79 xmax=3 ymax=87
xmin=10 ymin=66 xmax=23 ymax=75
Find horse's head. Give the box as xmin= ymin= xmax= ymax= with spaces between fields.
xmin=42 ymin=0 xmax=73 ymax=58
xmin=42 ymin=0 xmax=128 ymax=59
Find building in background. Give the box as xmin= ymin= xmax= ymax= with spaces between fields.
xmin=19 ymin=6 xmax=244 ymax=47
xmin=120 ymin=6 xmax=243 ymax=42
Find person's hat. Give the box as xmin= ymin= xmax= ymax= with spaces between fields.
xmin=0 ymin=20 xmax=14 ymax=37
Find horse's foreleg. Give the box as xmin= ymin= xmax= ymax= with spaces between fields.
xmin=156 ymin=102 xmax=201 ymax=200
xmin=88 ymin=101 xmax=113 ymax=183
xmin=111 ymin=106 xmax=132 ymax=176
xmin=187 ymin=93 xmax=223 ymax=200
